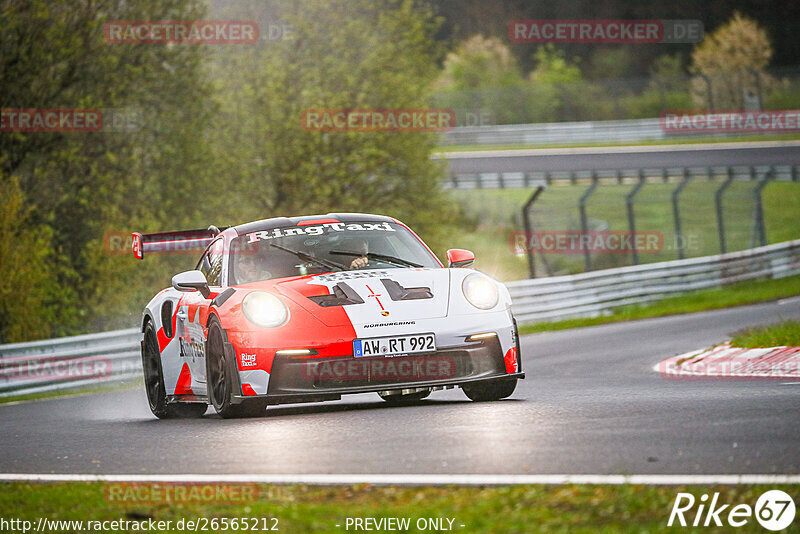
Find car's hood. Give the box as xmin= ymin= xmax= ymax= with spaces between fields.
xmin=275 ymin=268 xmax=451 ymax=327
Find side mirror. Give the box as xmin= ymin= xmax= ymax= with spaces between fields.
xmin=446 ymin=249 xmax=475 ymax=268
xmin=172 ymin=270 xmax=210 ymax=298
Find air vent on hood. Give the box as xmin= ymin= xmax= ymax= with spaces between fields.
xmin=308 ymin=282 xmax=365 ymax=307
xmin=381 ymin=278 xmax=433 ymax=301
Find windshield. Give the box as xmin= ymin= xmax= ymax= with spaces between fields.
xmin=229 ymin=221 xmax=440 ymax=284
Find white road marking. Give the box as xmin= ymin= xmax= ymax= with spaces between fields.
xmin=0 ymin=473 xmax=799 ymax=485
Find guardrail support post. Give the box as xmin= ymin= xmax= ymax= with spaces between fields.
xmin=522 ymin=185 xmax=546 ymax=278
xmin=751 ymin=168 xmax=774 ymax=248
xmin=579 ymin=173 xmax=600 ymax=271
xmin=671 ymin=169 xmax=692 ymax=259
xmin=715 ymin=167 xmax=735 ymax=253
xmin=626 ymin=170 xmax=646 ymax=265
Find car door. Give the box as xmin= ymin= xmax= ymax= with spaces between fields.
xmin=176 ymin=238 xmax=225 ymax=395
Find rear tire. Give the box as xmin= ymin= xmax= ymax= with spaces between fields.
xmin=142 ymin=322 xmax=207 ymax=419
xmin=206 ymin=317 xmax=267 ymax=418
xmin=462 ymin=379 xmax=517 ymax=402
xmin=378 ymin=389 xmax=431 ymax=404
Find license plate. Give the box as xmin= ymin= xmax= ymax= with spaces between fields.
xmin=353 ymin=333 xmax=436 ymax=358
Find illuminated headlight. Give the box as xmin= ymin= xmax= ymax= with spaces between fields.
xmin=462 ymin=273 xmax=499 ymax=310
xmin=242 ymin=292 xmax=288 ymax=328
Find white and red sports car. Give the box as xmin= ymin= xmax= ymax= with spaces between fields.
xmin=135 ymin=213 xmax=523 ymax=418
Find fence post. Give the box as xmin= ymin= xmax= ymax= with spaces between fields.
xmin=626 ymin=170 xmax=647 ymax=265
xmin=715 ymin=167 xmax=735 ymax=253
xmin=751 ymin=168 xmax=774 ymax=248
xmin=672 ymin=169 xmax=692 ymax=259
xmin=697 ymin=73 xmax=714 ymax=110
xmin=522 ymin=185 xmax=546 ymax=278
xmin=579 ymin=173 xmax=600 ymax=271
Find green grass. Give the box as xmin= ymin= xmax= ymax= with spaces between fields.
xmin=519 ymin=274 xmax=800 ymax=335
xmin=0 ymin=482 xmax=796 ymax=533
xmin=730 ymin=320 xmax=800 ymax=348
xmin=0 ymin=381 xmax=140 ymax=405
xmin=436 ymin=133 xmax=800 ymax=153
xmin=454 ymin=181 xmax=800 ymax=281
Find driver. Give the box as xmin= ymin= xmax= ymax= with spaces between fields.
xmin=345 ymin=238 xmax=369 ymax=270
xmin=236 ymin=253 xmax=271 ymax=283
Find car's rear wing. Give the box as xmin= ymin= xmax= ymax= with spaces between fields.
xmin=132 ymin=226 xmax=226 ymax=259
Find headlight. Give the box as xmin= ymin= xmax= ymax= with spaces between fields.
xmin=242 ymin=292 xmax=288 ymax=327
xmin=462 ymin=273 xmax=499 ymax=310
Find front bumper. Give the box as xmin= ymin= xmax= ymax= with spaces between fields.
xmin=239 ymin=337 xmax=523 ymax=405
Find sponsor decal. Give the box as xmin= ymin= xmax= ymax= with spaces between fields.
xmin=241 ymin=353 xmax=257 ymax=367
xmin=301 ymin=108 xmax=456 ymax=132
xmin=363 ymin=321 xmax=416 ymax=329
xmin=103 ymin=21 xmax=258 ymax=44
xmin=313 ymin=270 xmax=394 ymax=283
xmin=246 ymin=222 xmax=395 ymax=244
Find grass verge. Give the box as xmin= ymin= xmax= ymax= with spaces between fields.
xmin=519 ymin=274 xmax=800 ymax=335
xmin=730 ymin=320 xmax=800 ymax=348
xmin=0 ymin=482 xmax=795 ymax=533
xmin=0 ymin=381 xmax=141 ymax=405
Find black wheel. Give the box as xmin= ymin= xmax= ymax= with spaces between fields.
xmin=378 ymin=389 xmax=431 ymax=404
xmin=142 ymin=322 xmax=207 ymax=419
xmin=206 ymin=318 xmax=267 ymax=418
xmin=462 ymin=379 xmax=517 ymax=402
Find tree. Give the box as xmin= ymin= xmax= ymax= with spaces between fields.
xmin=691 ymin=12 xmax=772 ymax=109
xmin=0 ymin=0 xmax=219 ymax=337
xmin=211 ymin=0 xmax=459 ymax=253
xmin=526 ymin=45 xmax=584 ymax=122
xmin=432 ymin=34 xmax=525 ymax=124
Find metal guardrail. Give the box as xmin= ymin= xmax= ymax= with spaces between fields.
xmin=507 ymin=238 xmax=800 ymax=324
xmin=0 ymin=328 xmax=142 ymax=398
xmin=441 ymin=117 xmax=764 ymax=147
xmin=444 ymin=164 xmax=800 ymax=190
xmin=1 ymin=239 xmax=799 ymax=396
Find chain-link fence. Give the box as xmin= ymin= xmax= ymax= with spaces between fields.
xmin=449 ymin=165 xmax=799 ymax=279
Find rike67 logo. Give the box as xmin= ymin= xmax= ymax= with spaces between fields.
xmin=668 ymin=490 xmax=796 ymax=531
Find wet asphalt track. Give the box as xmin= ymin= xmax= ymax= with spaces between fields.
xmin=443 ymin=142 xmax=800 ymax=174
xmin=1 ymin=298 xmax=799 ymax=475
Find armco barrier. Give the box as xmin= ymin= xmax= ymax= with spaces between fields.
xmin=507 ymin=239 xmax=800 ymax=324
xmin=0 ymin=328 xmax=142 ymax=398
xmin=440 ymin=117 xmax=763 ymax=147
xmin=1 ymin=239 xmax=799 ymax=397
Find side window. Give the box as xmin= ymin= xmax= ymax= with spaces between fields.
xmin=199 ymin=239 xmax=225 ymax=287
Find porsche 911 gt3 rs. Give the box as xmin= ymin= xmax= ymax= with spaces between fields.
xmin=135 ymin=213 xmax=523 ymax=418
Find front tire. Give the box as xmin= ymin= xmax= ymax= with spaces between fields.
xmin=462 ymin=379 xmax=517 ymax=402
xmin=142 ymin=322 xmax=207 ymax=419
xmin=206 ymin=317 xmax=267 ymax=418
